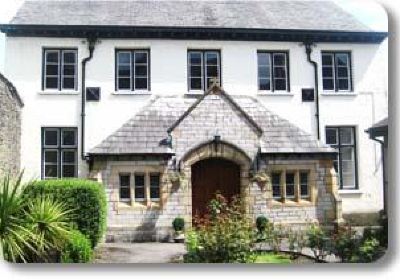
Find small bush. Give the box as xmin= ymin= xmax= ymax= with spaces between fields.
xmin=184 ymin=194 xmax=256 ymax=263
xmin=172 ymin=217 xmax=185 ymax=232
xmin=306 ymin=224 xmax=330 ymax=262
xmin=357 ymin=237 xmax=380 ymax=263
xmin=331 ymin=225 xmax=358 ymax=262
xmin=256 ymin=216 xmax=268 ymax=233
xmin=24 ymin=179 xmax=107 ymax=247
xmin=61 ymin=230 xmax=93 ymax=263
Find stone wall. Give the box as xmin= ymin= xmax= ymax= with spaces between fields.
xmin=90 ymin=150 xmax=341 ymax=242
xmin=0 ymin=76 xmax=22 ymax=177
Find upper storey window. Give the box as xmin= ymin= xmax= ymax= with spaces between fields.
xmin=257 ymin=51 xmax=289 ymax=92
xmin=116 ymin=49 xmax=150 ymax=91
xmin=188 ymin=50 xmax=221 ymax=91
xmin=43 ymin=49 xmax=78 ymax=91
xmin=322 ymin=52 xmax=352 ymax=92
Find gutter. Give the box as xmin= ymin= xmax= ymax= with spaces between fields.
xmin=81 ymin=36 xmax=97 ymax=160
xmin=304 ymin=43 xmax=320 ymax=140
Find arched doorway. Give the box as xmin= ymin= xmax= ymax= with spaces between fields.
xmin=191 ymin=158 xmax=241 ymax=218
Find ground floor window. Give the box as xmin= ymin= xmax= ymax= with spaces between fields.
xmin=118 ymin=172 xmax=161 ymax=204
xmin=325 ymin=126 xmax=358 ymax=189
xmin=269 ymin=169 xmax=311 ymax=202
xmin=42 ymin=127 xmax=77 ymax=179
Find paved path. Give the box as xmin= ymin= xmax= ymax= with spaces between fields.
xmin=94 ymin=242 xmax=186 ymax=263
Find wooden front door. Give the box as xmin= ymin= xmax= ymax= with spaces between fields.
xmin=191 ymin=158 xmax=240 ymax=218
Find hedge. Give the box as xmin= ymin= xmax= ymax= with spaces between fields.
xmin=24 ymin=179 xmax=107 ymax=247
xmin=61 ymin=229 xmax=93 ymax=263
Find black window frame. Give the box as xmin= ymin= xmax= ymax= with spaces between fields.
xmin=134 ymin=173 xmax=146 ymax=202
xmin=149 ymin=173 xmax=161 ymax=202
xmin=321 ymin=51 xmax=353 ymax=92
xmin=325 ymin=126 xmax=358 ymax=190
xmin=119 ymin=173 xmax=131 ymax=202
xmin=41 ymin=127 xmax=78 ymax=179
xmin=115 ymin=49 xmax=151 ymax=92
xmin=257 ymin=50 xmax=290 ymax=92
xmin=42 ymin=48 xmax=78 ymax=91
xmin=187 ymin=49 xmax=222 ymax=92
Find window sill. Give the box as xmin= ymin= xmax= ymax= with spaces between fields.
xmin=338 ymin=189 xmax=362 ymax=195
xmin=112 ymin=90 xmax=151 ymax=95
xmin=257 ymin=91 xmax=293 ymax=96
xmin=270 ymin=199 xmax=314 ymax=207
xmin=38 ymin=90 xmax=79 ymax=95
xmin=116 ymin=201 xmax=161 ymax=211
xmin=321 ymin=92 xmax=357 ymax=96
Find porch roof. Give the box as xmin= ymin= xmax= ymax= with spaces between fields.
xmin=89 ymin=94 xmax=335 ymax=156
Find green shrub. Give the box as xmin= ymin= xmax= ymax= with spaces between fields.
xmin=256 ymin=216 xmax=268 ymax=233
xmin=24 ymin=179 xmax=107 ymax=247
xmin=172 ymin=217 xmax=185 ymax=232
xmin=331 ymin=225 xmax=358 ymax=262
xmin=357 ymin=237 xmax=380 ymax=263
xmin=306 ymin=224 xmax=330 ymax=262
xmin=184 ymin=194 xmax=256 ymax=263
xmin=61 ymin=230 xmax=93 ymax=263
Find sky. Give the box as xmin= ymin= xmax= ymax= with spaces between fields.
xmin=0 ymin=0 xmax=388 ymax=72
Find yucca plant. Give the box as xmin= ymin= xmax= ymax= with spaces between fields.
xmin=0 ymin=172 xmax=34 ymax=262
xmin=0 ymin=172 xmax=73 ymax=262
xmin=24 ymin=196 xmax=73 ymax=262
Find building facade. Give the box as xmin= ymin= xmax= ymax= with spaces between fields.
xmin=0 ymin=0 xmax=388 ymax=241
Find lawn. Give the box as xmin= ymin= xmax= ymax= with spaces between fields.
xmin=254 ymin=253 xmax=292 ymax=264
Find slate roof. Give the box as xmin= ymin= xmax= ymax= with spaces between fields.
xmin=10 ymin=0 xmax=369 ymax=32
xmin=90 ymin=94 xmax=335 ymax=155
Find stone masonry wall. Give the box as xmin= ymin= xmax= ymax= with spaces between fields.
xmin=0 ymin=79 xmax=21 ymax=177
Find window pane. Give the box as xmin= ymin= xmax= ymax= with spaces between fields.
xmin=258 ymin=66 xmax=270 ymax=77
xmin=62 ymin=165 xmax=76 ymax=178
xmin=135 ymin=188 xmax=145 ymax=200
xmin=300 ymin=172 xmax=309 ymax=197
xmin=44 ymin=129 xmax=58 ymax=146
xmin=337 ymin=67 xmax=348 ymax=78
xmin=326 ymin=128 xmax=338 ymax=145
xmin=340 ymin=128 xmax=353 ymax=145
xmin=46 ymin=77 xmax=58 ymax=89
xmin=258 ymin=53 xmax=270 ymax=66
xmin=62 ymin=150 xmax=76 ymax=163
xmin=322 ymin=54 xmax=333 ymax=66
xmin=44 ymin=150 xmax=58 ymax=163
xmin=322 ymin=67 xmax=333 ymax=78
xmin=46 ymin=65 xmax=59 ymax=76
xmin=285 ymin=173 xmax=295 ymax=198
xmin=118 ymin=78 xmax=131 ymax=89
xmin=120 ymin=174 xmax=130 ymax=187
xmin=135 ymin=65 xmax=147 ymax=76
xmin=135 ymin=52 xmax=147 ymax=64
xmin=63 ymin=65 xmax=75 ymax=76
xmin=341 ymin=146 xmax=354 ymax=161
xmin=45 ymin=164 xmax=58 ymax=178
xmin=189 ymin=52 xmax=202 ymax=64
xmin=150 ymin=174 xmax=160 ymax=200
xmin=274 ymin=79 xmax=286 ymax=91
xmin=63 ymin=78 xmax=75 ymax=89
xmin=118 ymin=65 xmax=131 ymax=77
xmin=274 ymin=67 xmax=286 ymax=78
xmin=323 ymin=78 xmax=334 ymax=90
xmin=259 ymin=78 xmax=270 ymax=91
xmin=338 ymin=79 xmax=349 ymax=90
xmin=118 ymin=52 xmax=131 ymax=64
xmin=46 ymin=51 xmax=59 ymax=63
xmin=336 ymin=54 xmax=348 ymax=66
xmin=135 ymin=174 xmax=145 ymax=187
xmin=62 ymin=130 xmax=76 ymax=146
xmin=190 ymin=65 xmax=202 ymax=77
xmin=150 ymin=174 xmax=160 ymax=187
xmin=272 ymin=173 xmax=281 ymax=198
xmin=120 ymin=187 xmax=131 ymax=199
xmin=205 ymin=52 xmax=218 ymax=65
xmin=135 ymin=78 xmax=148 ymax=89
xmin=273 ymin=53 xmax=285 ymax=66
xmin=206 ymin=65 xmax=218 ymax=77
xmin=63 ymin=51 xmax=76 ymax=64
xmin=190 ymin=78 xmax=202 ymax=90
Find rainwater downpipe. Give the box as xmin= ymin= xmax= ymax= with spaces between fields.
xmin=81 ymin=36 xmax=97 ymax=160
xmin=305 ymin=43 xmax=320 ymax=140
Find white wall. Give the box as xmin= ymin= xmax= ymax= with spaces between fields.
xmin=4 ymin=36 xmax=387 ymax=214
